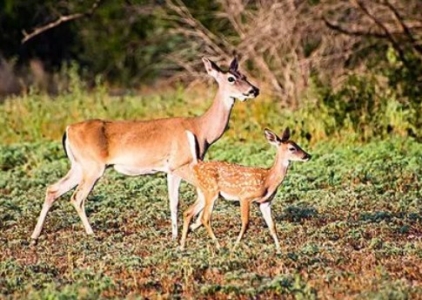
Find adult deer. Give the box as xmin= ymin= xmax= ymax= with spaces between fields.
xmin=181 ymin=128 xmax=311 ymax=252
xmin=30 ymin=57 xmax=259 ymax=244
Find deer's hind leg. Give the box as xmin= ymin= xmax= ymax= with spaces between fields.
xmin=70 ymin=165 xmax=105 ymax=235
xmin=31 ymin=164 xmax=82 ymax=241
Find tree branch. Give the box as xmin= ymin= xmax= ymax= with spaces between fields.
xmin=353 ymin=0 xmax=408 ymax=63
xmin=323 ymin=17 xmax=388 ymax=38
xmin=383 ymin=0 xmax=422 ymax=55
xmin=165 ymin=0 xmax=233 ymax=60
xmin=22 ymin=0 xmax=103 ymax=44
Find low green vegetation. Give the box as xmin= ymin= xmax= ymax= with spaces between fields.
xmin=0 ymin=87 xmax=421 ymax=299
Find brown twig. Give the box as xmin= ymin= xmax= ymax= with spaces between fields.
xmin=21 ymin=0 xmax=103 ymax=44
xmin=166 ymin=0 xmax=233 ymax=55
xmin=323 ymin=17 xmax=388 ymax=39
xmin=383 ymin=0 xmax=422 ymax=55
xmin=353 ymin=0 xmax=404 ymax=55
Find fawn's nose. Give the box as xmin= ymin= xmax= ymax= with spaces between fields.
xmin=303 ymin=153 xmax=312 ymax=161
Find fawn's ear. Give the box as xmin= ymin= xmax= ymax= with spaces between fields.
xmin=202 ymin=57 xmax=221 ymax=79
xmin=229 ymin=57 xmax=239 ymax=73
xmin=280 ymin=127 xmax=290 ymax=142
xmin=264 ymin=128 xmax=281 ymax=146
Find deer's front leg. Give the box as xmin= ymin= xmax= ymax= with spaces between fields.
xmin=31 ymin=165 xmax=82 ymax=243
xmin=167 ymin=173 xmax=182 ymax=239
xmin=259 ymin=201 xmax=281 ymax=253
xmin=70 ymin=166 xmax=104 ymax=235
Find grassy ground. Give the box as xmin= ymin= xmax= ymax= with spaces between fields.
xmin=0 ymin=89 xmax=421 ymax=299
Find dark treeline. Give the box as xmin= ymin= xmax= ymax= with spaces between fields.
xmin=0 ymin=0 xmax=199 ymax=86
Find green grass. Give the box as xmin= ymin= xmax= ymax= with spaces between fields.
xmin=1 ymin=81 xmax=416 ymax=146
xmin=0 ymin=88 xmax=421 ymax=299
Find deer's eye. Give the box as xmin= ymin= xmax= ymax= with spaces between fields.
xmin=228 ymin=76 xmax=236 ymax=83
xmin=288 ymin=147 xmax=296 ymax=152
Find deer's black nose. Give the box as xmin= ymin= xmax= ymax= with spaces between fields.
xmin=250 ymin=86 xmax=259 ymax=97
xmin=304 ymin=153 xmax=312 ymax=161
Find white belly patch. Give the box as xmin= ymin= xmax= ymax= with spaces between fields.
xmin=113 ymin=165 xmax=168 ymax=176
xmin=220 ymin=191 xmax=240 ymax=201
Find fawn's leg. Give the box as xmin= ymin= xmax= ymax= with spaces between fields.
xmin=259 ymin=201 xmax=281 ymax=253
xmin=180 ymin=189 xmax=205 ymax=250
xmin=191 ymin=189 xmax=205 ymax=227
xmin=233 ymin=199 xmax=250 ymax=250
xmin=190 ymin=209 xmax=204 ymax=231
xmin=201 ymin=193 xmax=220 ymax=249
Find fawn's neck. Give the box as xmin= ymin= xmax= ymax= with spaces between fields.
xmin=265 ymin=153 xmax=290 ymax=189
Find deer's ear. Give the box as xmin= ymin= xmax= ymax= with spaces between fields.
xmin=229 ymin=57 xmax=239 ymax=72
xmin=264 ymin=128 xmax=281 ymax=146
xmin=202 ymin=57 xmax=221 ymax=78
xmin=280 ymin=127 xmax=290 ymax=142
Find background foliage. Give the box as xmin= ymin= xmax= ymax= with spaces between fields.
xmin=0 ymin=1 xmax=421 ymax=125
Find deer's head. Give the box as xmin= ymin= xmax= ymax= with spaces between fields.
xmin=264 ymin=127 xmax=311 ymax=162
xmin=203 ymin=57 xmax=259 ymax=102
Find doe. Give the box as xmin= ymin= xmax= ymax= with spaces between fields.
xmin=181 ymin=127 xmax=311 ymax=252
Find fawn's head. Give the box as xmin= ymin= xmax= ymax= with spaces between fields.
xmin=264 ymin=127 xmax=311 ymax=162
xmin=202 ymin=57 xmax=259 ymax=101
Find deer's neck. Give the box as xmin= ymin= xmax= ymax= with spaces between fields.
xmin=266 ymin=154 xmax=290 ymax=189
xmin=196 ymin=90 xmax=235 ymax=144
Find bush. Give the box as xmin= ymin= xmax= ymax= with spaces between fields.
xmin=314 ymin=71 xmax=419 ymax=141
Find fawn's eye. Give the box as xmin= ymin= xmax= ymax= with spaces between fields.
xmin=288 ymin=147 xmax=296 ymax=152
xmin=228 ymin=76 xmax=236 ymax=83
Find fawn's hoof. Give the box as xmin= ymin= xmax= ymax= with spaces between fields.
xmin=189 ymin=223 xmax=201 ymax=232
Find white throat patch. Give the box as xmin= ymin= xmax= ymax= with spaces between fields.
xmin=224 ymin=97 xmax=236 ymax=108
